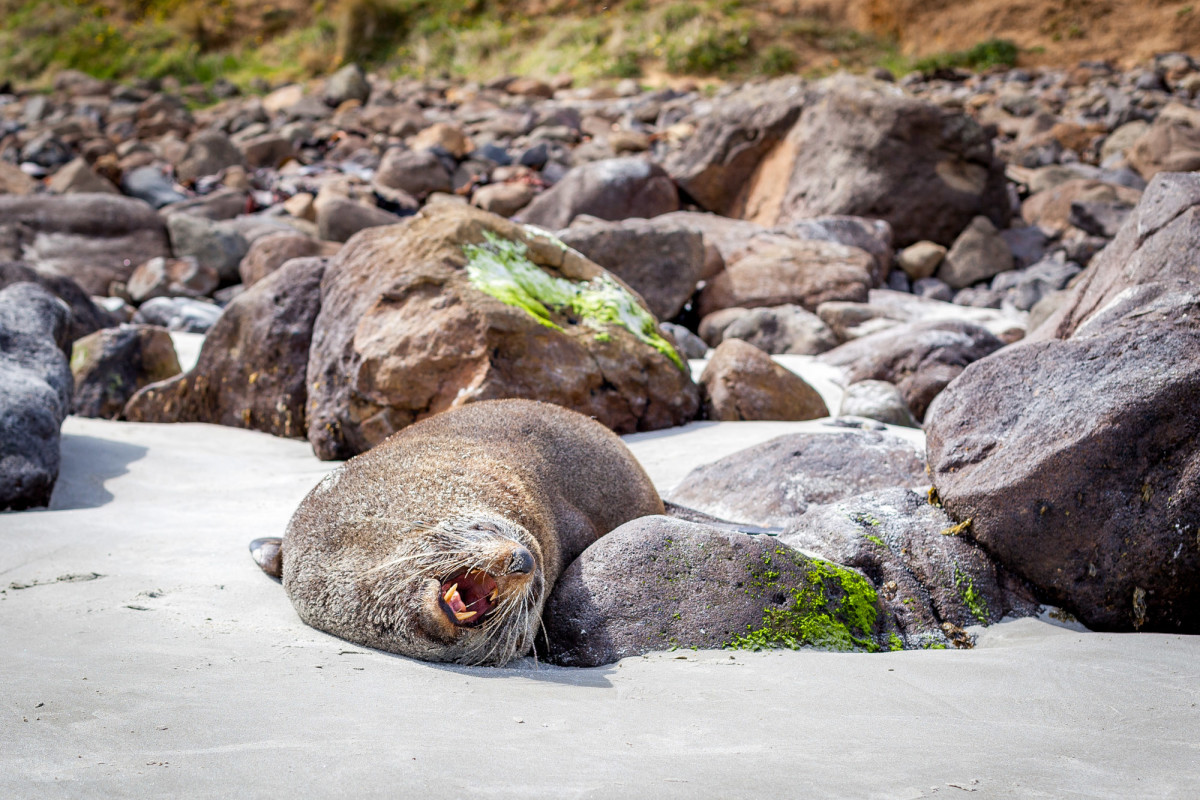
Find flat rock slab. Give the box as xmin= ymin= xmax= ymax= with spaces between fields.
xmin=2 ymin=418 xmax=1199 ymax=796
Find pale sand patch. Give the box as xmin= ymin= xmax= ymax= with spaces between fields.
xmin=2 ymin=416 xmax=1197 ymax=797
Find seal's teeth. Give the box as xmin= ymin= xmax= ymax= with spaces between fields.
xmin=443 ymin=583 xmax=459 ymax=604
xmin=488 ymin=591 xmax=497 ymax=603
xmin=455 ymin=609 xmax=477 ymax=622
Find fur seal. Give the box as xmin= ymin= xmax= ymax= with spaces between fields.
xmin=254 ymin=399 xmax=663 ymax=666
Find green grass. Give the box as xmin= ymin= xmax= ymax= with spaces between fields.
xmin=0 ymin=0 xmax=1013 ymax=94
xmin=912 ymin=38 xmax=1019 ymax=74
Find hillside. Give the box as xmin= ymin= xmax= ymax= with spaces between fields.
xmin=1 ymin=0 xmax=1199 ymax=89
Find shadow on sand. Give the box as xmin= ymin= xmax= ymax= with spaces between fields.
xmin=49 ymin=432 xmax=149 ymax=510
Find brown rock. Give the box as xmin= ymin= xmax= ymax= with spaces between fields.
xmin=124 ymin=257 xmax=326 ymax=438
xmin=238 ymin=232 xmax=339 ymax=287
xmin=738 ymin=75 xmax=1009 ymax=247
xmin=1021 ymin=179 xmax=1142 ymax=236
xmin=663 ymin=78 xmax=808 ymax=216
xmin=1032 ymin=172 xmax=1200 ymax=341
xmin=126 ymin=256 xmax=219 ymax=302
xmin=471 ymin=182 xmax=536 ymax=217
xmin=46 ymin=158 xmax=120 ymax=195
xmin=0 ymin=161 xmax=38 ymax=195
xmin=70 ymin=324 xmax=181 ymax=419
xmin=1128 ymin=104 xmax=1200 ymax=180
xmin=408 ymin=122 xmax=473 ymax=159
xmin=557 ymin=217 xmax=705 ymax=320
xmin=699 ymin=339 xmax=828 ymax=422
xmin=515 ymin=157 xmax=678 ymax=230
xmin=305 ymin=203 xmax=698 ymax=460
xmin=696 ymin=237 xmax=874 ymax=318
xmin=0 ymin=194 xmax=170 ymax=295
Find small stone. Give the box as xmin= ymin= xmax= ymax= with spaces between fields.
xmin=896 ymin=241 xmax=947 ymax=281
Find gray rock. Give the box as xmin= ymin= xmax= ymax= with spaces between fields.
xmin=912 ymin=277 xmax=954 ymax=302
xmin=668 ymin=429 xmax=927 ymax=528
xmin=0 ymin=261 xmax=119 ymax=345
xmin=719 ymin=304 xmax=838 ymax=355
xmin=660 ymin=322 xmax=708 ymax=359
xmin=838 ymin=380 xmax=920 ymax=428
xmin=166 ymin=213 xmax=249 ymax=284
xmin=120 ymin=166 xmax=187 ymax=209
xmin=324 ymin=64 xmax=371 ymax=107
xmin=0 ymin=283 xmax=72 ymax=510
xmin=927 ymin=284 xmax=1200 ymax=632
xmin=543 ymin=516 xmax=895 ymax=667
xmin=1032 ymin=172 xmax=1200 ymax=341
xmin=132 ymin=296 xmax=222 ymax=333
xmin=819 ymin=319 xmax=1004 ymax=420
xmin=780 ymin=489 xmax=1039 ymax=647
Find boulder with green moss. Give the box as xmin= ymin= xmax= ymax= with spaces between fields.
xmin=781 ymin=488 xmax=1040 ymax=648
xmin=305 ymin=203 xmax=698 ymax=460
xmin=542 ymin=516 xmax=898 ymax=667
xmin=71 ymin=324 xmax=181 ymax=420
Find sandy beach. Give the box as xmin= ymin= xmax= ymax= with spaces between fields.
xmin=2 ymin=416 xmax=1198 ymax=798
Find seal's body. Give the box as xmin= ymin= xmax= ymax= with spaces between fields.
xmin=278 ymin=399 xmax=663 ymax=665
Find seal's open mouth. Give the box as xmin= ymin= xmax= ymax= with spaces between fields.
xmin=440 ymin=570 xmax=499 ymax=627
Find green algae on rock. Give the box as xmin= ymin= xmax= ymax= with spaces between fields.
xmin=463 ymin=230 xmax=685 ymax=370
xmin=727 ymin=548 xmax=886 ymax=653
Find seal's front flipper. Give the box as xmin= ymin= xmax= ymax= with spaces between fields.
xmin=250 ymin=538 xmax=284 ymax=580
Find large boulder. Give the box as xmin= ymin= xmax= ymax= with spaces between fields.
xmin=663 ymin=78 xmax=809 ymax=216
xmin=667 ymin=429 xmax=927 ymax=528
xmin=543 ymin=516 xmax=895 ymax=667
xmin=124 ymin=257 xmax=326 ymax=439
xmin=557 ymin=217 xmax=704 ymax=320
xmin=70 ymin=324 xmax=181 ymax=419
xmin=0 ymin=283 xmax=72 ymax=510
xmin=0 ymin=195 xmax=170 ymax=294
xmin=926 ymin=284 xmax=1200 ymax=632
xmin=515 ymin=157 xmax=679 ymax=230
xmin=699 ymin=339 xmax=828 ymax=422
xmin=0 ymin=261 xmax=118 ymax=345
xmin=306 ymin=204 xmax=698 ymax=460
xmin=781 ymin=489 xmax=1039 ymax=648
xmin=1032 ymin=172 xmax=1200 ymax=341
xmin=736 ymin=75 xmax=1010 ymax=247
xmin=819 ymin=319 xmax=1004 ymax=420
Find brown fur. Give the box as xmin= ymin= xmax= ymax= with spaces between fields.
xmin=279 ymin=399 xmax=663 ymax=665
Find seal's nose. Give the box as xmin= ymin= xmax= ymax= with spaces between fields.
xmin=507 ymin=546 xmax=535 ymax=575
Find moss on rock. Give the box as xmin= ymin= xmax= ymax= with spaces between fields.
xmin=727 ymin=548 xmax=885 ymax=653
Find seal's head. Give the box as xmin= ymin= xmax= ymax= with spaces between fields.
xmin=354 ymin=513 xmax=547 ymax=666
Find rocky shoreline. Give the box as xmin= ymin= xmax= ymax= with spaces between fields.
xmin=3 ymin=56 xmax=1199 ymax=659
